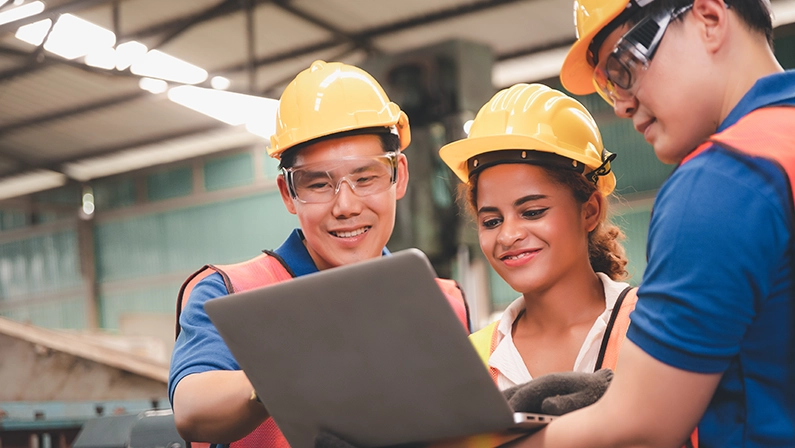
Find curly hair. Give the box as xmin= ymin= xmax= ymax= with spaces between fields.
xmin=459 ymin=166 xmax=629 ymax=281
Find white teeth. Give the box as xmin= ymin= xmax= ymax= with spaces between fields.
xmin=505 ymin=252 xmax=530 ymax=260
xmin=332 ymin=227 xmax=369 ymax=238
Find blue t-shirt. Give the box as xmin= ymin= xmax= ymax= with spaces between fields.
xmin=168 ymin=229 xmax=392 ymax=403
xmin=626 ymin=71 xmax=795 ymax=447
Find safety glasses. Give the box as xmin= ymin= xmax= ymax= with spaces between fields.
xmin=592 ymin=3 xmax=693 ymax=106
xmin=282 ymin=152 xmax=398 ymax=204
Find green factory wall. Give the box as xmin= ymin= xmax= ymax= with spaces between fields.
xmin=0 ymin=149 xmax=299 ymax=330
xmin=1 ymin=31 xmax=794 ymax=327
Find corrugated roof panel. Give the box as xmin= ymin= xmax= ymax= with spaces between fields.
xmin=0 ymin=65 xmax=140 ymax=125
xmin=157 ymin=11 xmax=249 ymax=74
xmin=251 ymin=44 xmax=358 ymax=95
xmin=158 ymin=4 xmax=333 ymax=75
xmin=117 ymin=0 xmax=223 ymax=37
xmin=289 ymin=0 xmax=479 ymax=33
xmin=374 ymin=0 xmax=573 ymax=57
xmin=253 ymin=4 xmax=335 ymax=60
xmin=2 ymin=98 xmax=218 ymax=162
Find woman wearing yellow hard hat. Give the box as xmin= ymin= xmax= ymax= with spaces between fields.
xmin=439 ymin=83 xmax=636 ymax=396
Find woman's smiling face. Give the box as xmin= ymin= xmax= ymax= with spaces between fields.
xmin=475 ymin=163 xmax=596 ymax=295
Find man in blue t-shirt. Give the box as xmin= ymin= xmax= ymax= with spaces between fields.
xmin=168 ymin=60 xmax=469 ymax=446
xmin=510 ymin=0 xmax=795 ymax=447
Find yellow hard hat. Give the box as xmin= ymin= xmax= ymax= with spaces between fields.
xmin=439 ymin=83 xmax=616 ymax=196
xmin=560 ymin=0 xmax=632 ymax=95
xmin=268 ymin=60 xmax=410 ymax=159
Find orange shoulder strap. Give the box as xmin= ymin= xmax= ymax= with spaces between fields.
xmin=595 ymin=286 xmax=638 ymax=371
xmin=174 ymin=251 xmax=294 ymax=339
xmin=435 ymin=278 xmax=472 ymax=333
xmin=682 ymin=106 xmax=795 ymax=201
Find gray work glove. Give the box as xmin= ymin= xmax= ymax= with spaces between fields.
xmin=314 ymin=431 xmax=359 ymax=448
xmin=502 ymin=369 xmax=614 ymax=416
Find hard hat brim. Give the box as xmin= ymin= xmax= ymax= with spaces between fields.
xmin=439 ymin=134 xmax=615 ymax=195
xmin=560 ymin=2 xmax=628 ymax=96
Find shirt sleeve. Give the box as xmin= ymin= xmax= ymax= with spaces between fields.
xmin=627 ymin=148 xmax=791 ymax=373
xmin=168 ymin=272 xmax=240 ymax=403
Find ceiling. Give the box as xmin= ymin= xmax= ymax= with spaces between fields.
xmin=0 ymin=0 xmax=793 ymax=201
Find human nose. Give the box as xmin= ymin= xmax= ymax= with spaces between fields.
xmin=612 ymin=94 xmax=637 ymax=119
xmin=331 ymin=178 xmax=362 ymax=218
xmin=496 ymin=216 xmax=526 ymax=247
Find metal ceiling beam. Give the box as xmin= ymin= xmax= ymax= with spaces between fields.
xmin=120 ymin=0 xmax=272 ymax=44
xmin=0 ymin=91 xmax=147 ymax=137
xmin=41 ymin=123 xmax=229 ymax=171
xmin=271 ymin=0 xmax=377 ymax=54
xmin=217 ymin=0 xmax=526 ymax=74
xmin=148 ymin=0 xmax=241 ymax=49
xmin=0 ymin=148 xmax=36 ymax=170
xmin=0 ymin=0 xmax=118 ymax=36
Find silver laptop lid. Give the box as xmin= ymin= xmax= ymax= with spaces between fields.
xmin=206 ymin=249 xmax=519 ymax=448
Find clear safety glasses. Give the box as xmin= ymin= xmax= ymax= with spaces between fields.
xmin=592 ymin=3 xmax=693 ymax=106
xmin=282 ymin=152 xmax=398 ymax=204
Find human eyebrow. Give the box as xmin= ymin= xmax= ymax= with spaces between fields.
xmin=477 ymin=206 xmax=500 ymax=215
xmin=513 ymin=194 xmax=547 ymax=208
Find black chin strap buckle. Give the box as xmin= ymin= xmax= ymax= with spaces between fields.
xmin=585 ymin=151 xmax=617 ymax=185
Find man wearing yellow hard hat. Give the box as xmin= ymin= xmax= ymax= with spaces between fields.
xmin=512 ymin=0 xmax=795 ymax=447
xmin=167 ymin=60 xmax=470 ymax=447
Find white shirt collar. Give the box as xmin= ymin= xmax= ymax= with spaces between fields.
xmin=489 ymin=273 xmax=630 ymax=390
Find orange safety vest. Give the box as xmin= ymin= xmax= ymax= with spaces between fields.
xmin=469 ymin=286 xmax=699 ymax=448
xmin=175 ymin=250 xmax=471 ymax=448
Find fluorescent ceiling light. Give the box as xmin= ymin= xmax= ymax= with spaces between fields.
xmin=0 ymin=170 xmax=67 ymax=201
xmin=168 ymin=85 xmax=278 ymax=127
xmin=131 ymin=50 xmax=207 ymax=84
xmin=0 ymin=1 xmax=44 ymax=26
xmin=139 ymin=77 xmax=168 ymax=94
xmin=62 ymin=127 xmax=264 ymax=181
xmin=15 ymin=18 xmax=50 ymax=46
xmin=85 ymin=46 xmax=116 ymax=69
xmin=211 ymin=76 xmax=231 ymax=90
xmin=44 ymin=14 xmax=116 ymax=60
xmin=115 ymin=41 xmax=148 ymax=71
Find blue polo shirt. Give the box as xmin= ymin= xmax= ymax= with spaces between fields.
xmin=168 ymin=229 xmax=390 ymax=402
xmin=627 ymin=71 xmax=795 ymax=447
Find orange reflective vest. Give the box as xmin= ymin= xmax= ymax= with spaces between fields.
xmin=469 ymin=286 xmax=638 ymax=380
xmin=175 ymin=250 xmax=471 ymax=448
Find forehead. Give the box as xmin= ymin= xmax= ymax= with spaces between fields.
xmin=476 ymin=163 xmax=561 ymax=202
xmin=293 ymin=134 xmax=383 ymax=166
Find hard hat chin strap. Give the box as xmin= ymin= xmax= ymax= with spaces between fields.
xmin=585 ymin=151 xmax=617 ymax=185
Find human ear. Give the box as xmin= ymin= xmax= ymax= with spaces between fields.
xmin=277 ymin=175 xmax=298 ymax=215
xmin=691 ymin=0 xmax=730 ymax=53
xmin=582 ymin=190 xmax=603 ymax=233
xmin=395 ymin=153 xmax=409 ymax=200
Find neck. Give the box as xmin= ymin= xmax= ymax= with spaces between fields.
xmin=718 ymin=34 xmax=783 ymax=124
xmin=519 ymin=265 xmax=605 ymax=331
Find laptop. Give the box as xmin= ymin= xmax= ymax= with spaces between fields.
xmin=205 ymin=249 xmax=555 ymax=448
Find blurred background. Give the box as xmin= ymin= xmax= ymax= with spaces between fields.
xmin=0 ymin=0 xmax=793 ymax=445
